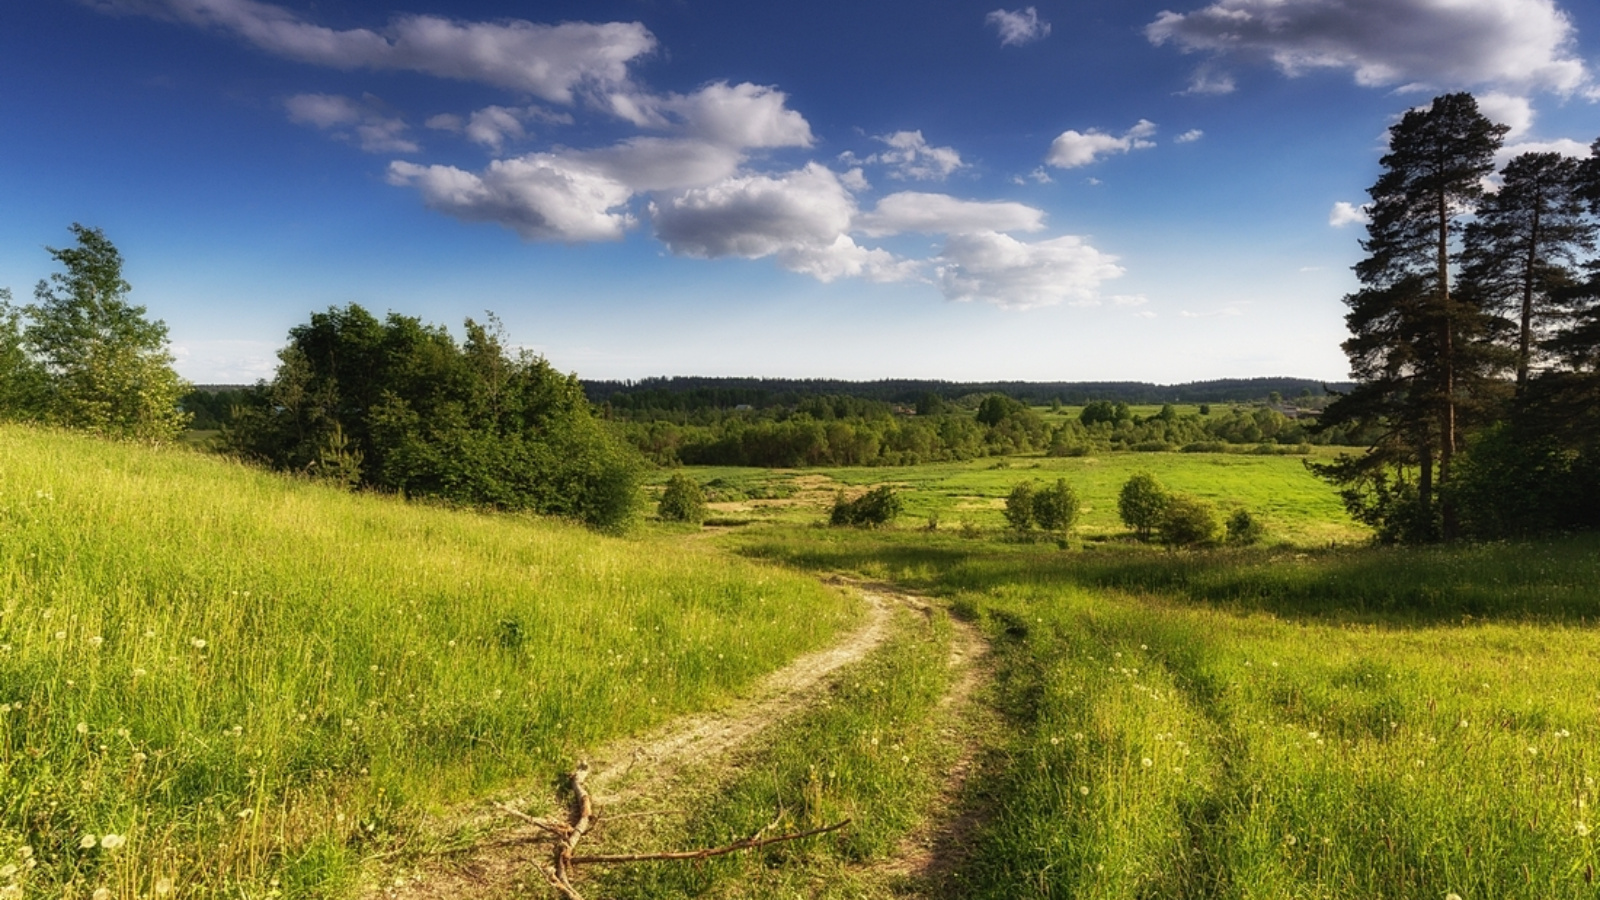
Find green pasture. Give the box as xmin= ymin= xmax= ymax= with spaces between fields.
xmin=731 ymin=526 xmax=1600 ymax=898
xmin=0 ymin=426 xmax=858 ymax=898
xmin=653 ymin=447 xmax=1364 ymax=546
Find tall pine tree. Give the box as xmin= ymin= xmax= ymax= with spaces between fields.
xmin=1316 ymin=93 xmax=1507 ymax=541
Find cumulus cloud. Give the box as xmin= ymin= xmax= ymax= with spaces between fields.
xmin=285 ymin=93 xmax=416 ymax=152
xmin=607 ymin=81 xmax=813 ymax=148
xmin=856 ymin=192 xmax=1045 ymax=237
xmin=863 ymin=131 xmax=967 ymax=181
xmin=649 ymin=163 xmax=855 ymax=259
xmin=574 ymin=138 xmax=745 ymax=192
xmin=1175 ymin=129 xmax=1205 ymax=143
xmin=386 ymin=156 xmax=633 ymax=242
xmin=1329 ymin=201 xmax=1371 ymax=227
xmin=935 ymin=231 xmax=1124 ymax=309
xmin=1497 ymin=138 xmax=1593 ymax=166
xmin=1146 ymin=0 xmax=1590 ymax=97
xmin=986 ymin=7 xmax=1051 ymax=46
xmin=1046 ymin=120 xmax=1157 ymax=168
xmin=105 ymin=0 xmax=656 ymax=102
xmin=1477 ymin=91 xmax=1535 ymax=139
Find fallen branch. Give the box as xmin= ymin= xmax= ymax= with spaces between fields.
xmin=570 ymin=818 xmax=852 ymax=865
xmin=506 ymin=764 xmax=853 ymax=900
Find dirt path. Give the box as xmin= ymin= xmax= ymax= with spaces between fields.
xmin=374 ymin=577 xmax=897 ymax=900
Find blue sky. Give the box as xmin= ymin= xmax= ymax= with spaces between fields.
xmin=2 ymin=0 xmax=1596 ymax=384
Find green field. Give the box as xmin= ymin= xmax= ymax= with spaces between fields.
xmin=0 ymin=426 xmax=858 ymax=898
xmin=7 ymin=426 xmax=1600 ymax=899
xmin=655 ymin=447 xmax=1365 ymax=546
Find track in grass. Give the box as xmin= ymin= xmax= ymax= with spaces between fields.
xmin=378 ymin=578 xmax=922 ymax=899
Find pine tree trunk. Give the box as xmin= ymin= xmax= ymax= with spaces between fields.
xmin=1437 ymin=187 xmax=1458 ymax=542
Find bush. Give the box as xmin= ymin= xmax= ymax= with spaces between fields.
xmin=830 ymin=485 xmax=903 ymax=527
xmin=657 ymin=473 xmax=707 ymax=524
xmin=1159 ymin=494 xmax=1220 ymax=547
xmin=1118 ymin=473 xmax=1169 ymax=541
xmin=1032 ymin=478 xmax=1080 ymax=533
xmin=1004 ymin=481 xmax=1036 ymax=532
xmin=1225 ymin=508 xmax=1265 ymax=545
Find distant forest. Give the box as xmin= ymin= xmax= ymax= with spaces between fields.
xmin=584 ymin=376 xmax=1349 ymax=413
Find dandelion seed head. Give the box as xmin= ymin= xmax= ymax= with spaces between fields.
xmin=100 ymin=834 xmax=125 ymax=850
xmin=1283 ymin=833 xmax=1297 ymax=846
xmin=89 ymin=636 xmax=104 ymax=648
xmin=190 ymin=638 xmax=206 ymax=650
xmin=1576 ymin=822 xmax=1591 ymax=836
xmin=1141 ymin=757 xmax=1153 ymax=768
xmin=79 ymin=833 xmax=98 ymax=849
xmin=76 ymin=722 xmax=89 ymax=735
xmin=155 ymin=876 xmax=174 ymax=895
xmin=54 ymin=631 xmax=66 ymax=640
xmin=1078 ymin=785 xmax=1090 ymax=795
xmin=92 ymin=888 xmax=110 ymax=900
xmin=0 ymin=865 xmax=14 ymax=879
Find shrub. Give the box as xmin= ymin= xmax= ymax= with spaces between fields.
xmin=1004 ymin=481 xmax=1036 ymax=532
xmin=1159 ymin=493 xmax=1220 ymax=547
xmin=1032 ymin=478 xmax=1080 ymax=533
xmin=657 ymin=473 xmax=707 ymax=524
xmin=830 ymin=485 xmax=903 ymax=527
xmin=1118 ymin=473 xmax=1169 ymax=541
xmin=1225 ymin=508 xmax=1265 ymax=545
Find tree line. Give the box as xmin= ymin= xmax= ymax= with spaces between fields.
xmin=0 ymin=227 xmax=639 ymax=529
xmin=1315 ymin=92 xmax=1600 ymax=542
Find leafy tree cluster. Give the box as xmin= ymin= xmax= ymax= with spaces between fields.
xmin=0 ymin=225 xmax=189 ymax=441
xmin=225 ymin=304 xmax=641 ymax=529
xmin=829 ymin=485 xmax=903 ymax=527
xmin=1315 ymin=92 xmax=1600 ymax=542
xmin=1115 ymin=472 xmax=1242 ymax=548
xmin=656 ymin=473 xmax=707 ymax=524
xmin=1004 ymin=478 xmax=1081 ymax=534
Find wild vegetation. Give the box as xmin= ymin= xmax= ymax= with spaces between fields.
xmin=0 ymin=426 xmax=856 ymax=898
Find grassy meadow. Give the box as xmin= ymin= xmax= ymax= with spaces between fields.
xmin=658 ymin=446 xmax=1364 ymax=546
xmin=733 ymin=527 xmax=1600 ymax=898
xmin=0 ymin=425 xmax=860 ymax=898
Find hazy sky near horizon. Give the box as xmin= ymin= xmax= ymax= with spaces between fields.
xmin=2 ymin=0 xmax=1597 ymax=384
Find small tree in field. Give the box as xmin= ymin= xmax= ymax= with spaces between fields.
xmin=1004 ymin=481 xmax=1036 ymax=532
xmin=1226 ymin=508 xmax=1265 ymax=545
xmin=22 ymin=225 xmax=189 ymax=441
xmin=831 ymin=485 xmax=902 ymax=527
xmin=1159 ymin=494 xmax=1219 ymax=547
xmin=1032 ymin=478 xmax=1080 ymax=533
xmin=1118 ymin=473 xmax=1169 ymax=541
xmin=657 ymin=473 xmax=707 ymax=524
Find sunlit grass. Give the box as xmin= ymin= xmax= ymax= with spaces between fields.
xmin=0 ymin=425 xmax=859 ymax=898
xmin=734 ymin=525 xmax=1600 ymax=898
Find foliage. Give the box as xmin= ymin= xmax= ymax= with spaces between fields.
xmin=1003 ymin=481 xmax=1036 ymax=532
xmin=974 ymin=393 xmax=1026 ymax=426
xmin=226 ymin=305 xmax=640 ymax=529
xmin=1031 ymin=478 xmax=1080 ymax=533
xmin=0 ymin=425 xmax=858 ymax=899
xmin=657 ymin=472 xmax=708 ymax=524
xmin=830 ymin=484 xmax=903 ymax=527
xmin=1225 ymin=507 xmax=1265 ymax=545
xmin=1118 ymin=472 xmax=1169 ymax=541
xmin=1156 ymin=492 xmax=1219 ymax=546
xmin=6 ymin=225 xmax=189 ymax=440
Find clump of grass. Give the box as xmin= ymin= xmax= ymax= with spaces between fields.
xmin=0 ymin=425 xmax=859 ymax=897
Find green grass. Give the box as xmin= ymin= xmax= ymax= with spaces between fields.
xmin=655 ymin=448 xmax=1364 ymax=546
xmin=730 ymin=525 xmax=1600 ymax=898
xmin=593 ymin=605 xmax=962 ymax=899
xmin=0 ymin=426 xmax=860 ymax=899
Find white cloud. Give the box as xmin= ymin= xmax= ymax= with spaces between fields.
xmin=606 ymin=82 xmax=813 ymax=148
xmin=464 ymin=106 xmax=526 ymax=153
xmin=986 ymin=7 xmax=1052 ymax=46
xmin=1179 ymin=306 xmax=1244 ymax=318
xmin=386 ymin=156 xmax=634 ymax=242
xmin=1329 ymin=201 xmax=1371 ymax=227
xmin=846 ymin=131 xmax=967 ymax=182
xmin=110 ymin=0 xmax=656 ymax=102
xmin=1046 ymin=120 xmax=1157 ymax=168
xmin=1497 ymin=138 xmax=1593 ymax=166
xmin=1175 ymin=129 xmax=1205 ymax=143
xmin=855 ymin=192 xmax=1045 ymax=237
xmin=285 ymin=93 xmax=416 ymax=153
xmin=574 ymin=138 xmax=745 ymax=192
xmin=650 ymin=163 xmax=856 ymax=260
xmin=778 ymin=235 xmax=922 ymax=283
xmin=1476 ymin=91 xmax=1534 ymax=139
xmin=425 ymin=113 xmax=463 ymax=132
xmin=935 ymin=231 xmax=1124 ymax=309
xmin=1146 ymin=0 xmax=1590 ymax=97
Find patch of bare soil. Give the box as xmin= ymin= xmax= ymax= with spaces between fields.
xmin=371 ymin=578 xmax=897 ymax=900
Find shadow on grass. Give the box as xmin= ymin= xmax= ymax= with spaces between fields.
xmin=730 ymin=526 xmax=1600 ymax=626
